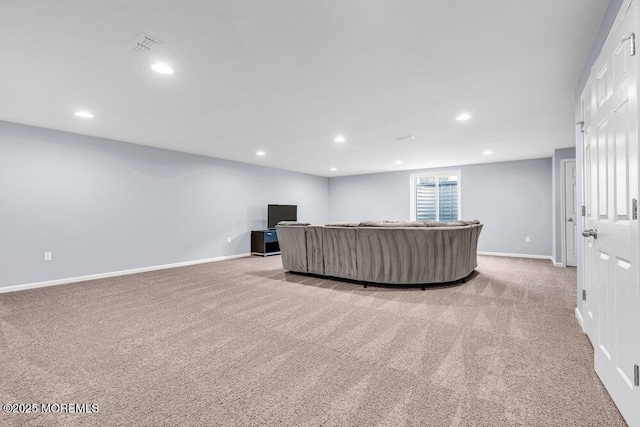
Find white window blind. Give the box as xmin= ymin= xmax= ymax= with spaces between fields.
xmin=412 ymin=173 xmax=460 ymax=221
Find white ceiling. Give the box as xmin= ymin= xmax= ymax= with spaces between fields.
xmin=0 ymin=0 xmax=609 ymax=177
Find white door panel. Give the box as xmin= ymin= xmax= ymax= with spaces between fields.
xmin=583 ymin=1 xmax=639 ymax=425
xmin=583 ymin=80 xmax=597 ymax=340
xmin=564 ymin=160 xmax=578 ymax=267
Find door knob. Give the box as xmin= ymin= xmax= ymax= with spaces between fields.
xmin=582 ymin=229 xmax=598 ymax=239
xmin=568 ymin=218 xmax=574 ymax=222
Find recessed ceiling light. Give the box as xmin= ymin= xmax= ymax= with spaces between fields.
xmin=396 ymin=135 xmax=415 ymax=141
xmin=395 ymin=160 xmax=403 ymax=164
xmin=455 ymin=113 xmax=471 ymax=121
xmin=75 ymin=111 xmax=93 ymax=118
xmin=256 ymin=151 xmax=266 ymax=156
xmin=483 ymin=150 xmax=493 ymax=155
xmin=330 ymin=167 xmax=337 ymax=172
xmin=151 ymin=63 xmax=174 ymax=74
xmin=333 ymin=136 xmax=346 ymax=143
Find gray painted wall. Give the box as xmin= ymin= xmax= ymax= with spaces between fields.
xmin=0 ymin=120 xmax=329 ymax=289
xmin=552 ymin=147 xmax=576 ymax=264
xmin=574 ymin=0 xmax=624 ymax=316
xmin=329 ymin=158 xmax=553 ymax=256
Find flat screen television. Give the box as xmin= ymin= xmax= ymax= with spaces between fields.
xmin=268 ymin=204 xmax=297 ymax=228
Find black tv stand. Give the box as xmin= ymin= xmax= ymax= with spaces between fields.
xmin=251 ymin=229 xmax=280 ymax=257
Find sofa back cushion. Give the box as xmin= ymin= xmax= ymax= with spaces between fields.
xmin=422 ymin=219 xmax=480 ymax=227
xmin=277 ymin=221 xmax=311 ymax=227
xmin=325 ymin=222 xmax=359 ymax=227
xmin=359 ymin=220 xmax=425 ymax=227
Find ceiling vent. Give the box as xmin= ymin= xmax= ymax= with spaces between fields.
xmin=126 ymin=32 xmax=163 ymax=53
xmin=396 ymin=135 xmax=416 ymax=141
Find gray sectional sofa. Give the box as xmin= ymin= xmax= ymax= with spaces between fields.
xmin=276 ymin=220 xmax=482 ymax=286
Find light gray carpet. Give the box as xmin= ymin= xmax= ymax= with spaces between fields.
xmin=0 ymin=255 xmax=626 ymax=426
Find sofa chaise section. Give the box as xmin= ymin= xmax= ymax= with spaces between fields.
xmin=275 ymin=222 xmax=309 ymax=273
xmin=356 ymin=226 xmax=474 ymax=284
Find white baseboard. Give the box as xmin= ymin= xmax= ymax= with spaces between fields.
xmin=553 ymin=261 xmax=564 ymax=267
xmin=478 ymin=251 xmax=554 ymax=262
xmin=575 ymin=307 xmax=585 ymax=333
xmin=0 ymin=253 xmax=251 ymax=294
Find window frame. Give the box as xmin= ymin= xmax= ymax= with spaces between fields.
xmin=409 ymin=170 xmax=462 ymax=221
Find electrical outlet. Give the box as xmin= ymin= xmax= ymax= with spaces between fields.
xmin=44 ymin=252 xmax=52 ymax=261
xmin=525 ymin=237 xmax=531 ymax=243
xmin=227 ymin=237 xmax=232 ymax=243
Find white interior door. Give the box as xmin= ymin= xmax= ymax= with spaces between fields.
xmin=584 ymin=1 xmax=639 ymax=424
xmin=564 ymin=160 xmax=578 ymax=267
xmin=582 ymin=78 xmax=595 ymax=340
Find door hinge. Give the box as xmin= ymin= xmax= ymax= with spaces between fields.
xmin=582 ymin=205 xmax=586 ymax=217
xmin=576 ymin=121 xmax=585 ymax=133
xmin=582 ymin=289 xmax=587 ymax=301
xmin=633 ymin=199 xmax=638 ymax=220
xmin=635 ymin=365 xmax=639 ymax=387
xmin=622 ymin=32 xmax=636 ymax=56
